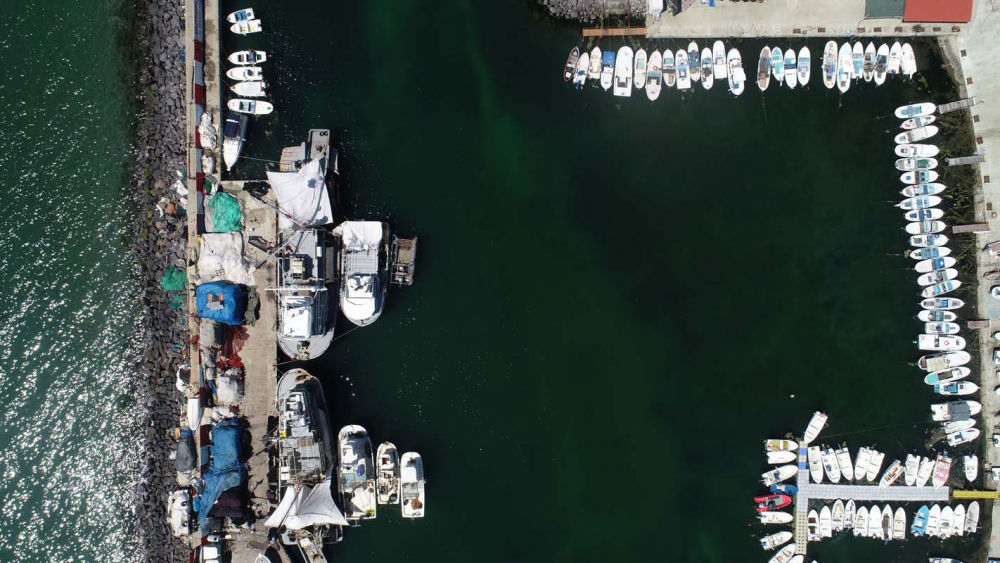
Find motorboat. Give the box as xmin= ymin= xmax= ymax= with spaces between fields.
xmin=874 ymin=43 xmax=889 ymax=85
xmin=916 ymin=268 xmax=958 ymax=286
xmin=821 ymin=41 xmax=837 ymax=89
xmin=588 ymin=47 xmax=601 ymax=79
xmin=227 ymin=8 xmax=255 ymax=23
xmin=765 ymin=439 xmax=798 ymax=452
xmin=645 ymin=51 xmax=662 ymax=100
xmin=896 ymin=102 xmax=936 ymax=119
xmin=676 ymin=49 xmax=691 ymax=90
xmin=230 ymin=20 xmax=263 ymax=34
xmin=902 ymin=183 xmax=945 ymax=197
xmin=878 ymin=459 xmax=904 ymax=486
xmin=600 ymin=50 xmax=615 ymax=90
xmin=918 ymin=333 xmax=965 ymax=351
xmin=759 ymin=531 xmax=793 ymax=551
xmin=910 ymin=246 xmax=950 ymax=260
xmin=663 ymin=50 xmax=676 ymax=88
xmin=854 ymin=506 xmax=868 ymax=537
xmin=954 ymin=504 xmax=966 ymax=537
xmin=784 ymin=48 xmax=796 ymax=89
xmin=767 ymin=545 xmax=795 ymax=563
xmin=904 ymin=454 xmax=919 ymax=486
xmin=854 ymin=447 xmax=872 ymax=481
xmin=633 ymin=48 xmax=647 ymax=90
xmin=701 ymin=47 xmax=714 ymax=90
xmin=902 ymin=115 xmax=936 ymax=130
xmin=759 ymin=511 xmax=793 ymax=524
xmin=933 ymin=454 xmax=952 ymax=488
xmin=226 ymin=66 xmax=263 ymax=81
xmin=819 ymin=505 xmax=832 ymax=538
xmin=771 ymin=46 xmax=784 ymax=83
xmin=767 ymin=451 xmax=796 ymax=464
xmin=274 ymin=228 xmax=336 ymax=360
xmin=221 ymin=113 xmax=248 ymax=171
xmin=916 ymin=456 xmax=934 ymax=486
xmin=920 ymin=297 xmax=964 ymax=310
xmin=821 ymin=446 xmax=841 ymax=483
xmin=727 ymin=48 xmax=745 ymax=96
xmin=881 ymin=505 xmax=892 ymax=539
xmin=906 ymin=220 xmax=946 ymax=236
xmin=688 ymin=41 xmax=701 ymax=82
xmin=924 ymin=322 xmax=960 ymax=335
xmin=893 ymin=506 xmax=905 ymax=540
xmin=613 ymin=46 xmax=633 ymax=97
xmin=935 ymin=382 xmax=979 ymax=397
xmin=332 ymin=221 xmax=390 ymax=327
xmin=911 ymin=505 xmax=929 ymax=536
xmin=808 ymin=446 xmax=823 ymax=484
xmin=896 ymin=125 xmax=940 ymax=144
xmin=229 ymin=49 xmax=267 ymax=66
xmin=896 ymin=157 xmax=939 ymax=171
xmin=231 ymin=80 xmax=267 ymax=98
xmin=757 ymin=46 xmax=771 ymax=91
xmin=563 ymin=47 xmax=579 ymax=82
xmin=809 ymin=511 xmax=822 ymax=541
xmin=926 ymin=504 xmax=940 ymax=536
xmin=832 ymin=499 xmax=845 ymax=532
xmin=947 ymin=427 xmax=980 ymax=445
xmin=573 ymin=51 xmax=589 ymax=88
xmin=797 ymin=46 xmax=810 ymax=86
xmin=901 ymin=170 xmax=939 ymax=184
xmin=924 ymin=366 xmax=972 ymax=385
xmin=898 ymin=195 xmax=942 ymax=210
xmin=400 ymin=452 xmax=425 ymax=518
xmin=228 ymin=99 xmax=274 ymax=115
xmin=904 ymin=208 xmax=944 ymax=222
xmin=868 ymin=504 xmax=881 ymax=538
xmin=835 ymin=446 xmax=853 ymax=482
xmin=966 ymin=501 xmax=979 ymax=533
xmin=862 ymin=42 xmax=875 ymax=82
xmin=896 ymin=143 xmax=940 ymax=157
xmin=337 ymin=425 xmax=377 ymax=522
xmin=939 ymin=505 xmax=954 ymax=537
xmin=964 ymin=454 xmax=978 ymax=482
xmin=770 ymin=483 xmax=797 ymax=495
xmin=930 ymin=400 xmax=980 ymax=422
xmin=910 ymin=233 xmax=949 ymax=247
xmin=866 ymin=449 xmax=885 ymax=482
xmin=888 ymin=41 xmax=902 ymax=74
xmin=944 ymin=419 xmax=976 ymax=434
xmin=376 ymin=442 xmax=400 ymax=505
xmin=851 ymin=42 xmax=864 ymax=79
xmin=803 ymin=411 xmax=827 ymax=443
xmin=713 ymin=40 xmax=727 ymax=80
xmin=901 ymin=43 xmax=916 ymax=77
xmin=762 ymin=465 xmax=797 ymax=486
xmin=844 ymin=499 xmax=856 ymax=529
xmin=837 ymin=42 xmax=852 ymax=93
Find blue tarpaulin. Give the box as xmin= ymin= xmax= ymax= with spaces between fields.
xmin=196 ymin=281 xmax=247 ymax=325
xmin=198 ymin=418 xmax=247 ymax=530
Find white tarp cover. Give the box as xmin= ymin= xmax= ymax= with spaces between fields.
xmin=214 ymin=372 xmax=244 ymax=406
xmin=264 ymin=486 xmax=299 ymax=528
xmin=280 ymin=297 xmax=313 ymax=338
xmin=264 ymin=483 xmax=349 ymax=529
xmin=168 ymin=490 xmax=190 ymax=537
xmin=647 ymin=0 xmax=663 ymax=15
xmin=198 ymin=233 xmax=254 ymax=286
xmin=186 ymin=397 xmax=202 ymax=430
xmin=266 ymin=159 xmax=333 ymax=229
xmin=341 ymin=221 xmax=383 ymax=249
xmin=199 ymin=113 xmax=217 ymax=150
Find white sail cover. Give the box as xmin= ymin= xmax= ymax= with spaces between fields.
xmin=264 ymin=482 xmax=349 ymax=530
xmin=341 ymin=221 xmax=383 ymax=249
xmin=266 ymin=159 xmax=333 ymax=229
xmin=198 ymin=233 xmax=254 ymax=286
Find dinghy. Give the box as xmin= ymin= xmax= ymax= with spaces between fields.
xmin=803 ymin=411 xmax=827 ymax=443
xmin=764 ymin=439 xmax=798 ymax=452
xmin=917 ymin=330 xmax=964 ymax=349
xmin=930 ymin=400 xmax=980 ymax=422
xmin=227 ymin=8 xmax=255 ymax=23
xmin=965 ymin=501 xmax=979 ymax=533
xmin=918 ymin=351 xmax=970 ymax=372
xmin=854 ymin=447 xmax=872 ymax=481
xmin=932 ymin=454 xmax=953 ymax=487
xmin=898 ymin=195 xmax=942 ymax=210
xmin=836 ymin=446 xmax=853 ymax=482
xmin=915 ymin=256 xmax=956 ymax=273
xmin=944 ymin=419 xmax=976 ymax=434
xmin=820 ymin=505 xmax=832 ymax=538
xmin=902 ymin=115 xmax=936 ymax=130
xmin=633 ymin=49 xmax=647 ymax=90
xmin=712 ymin=40 xmax=727 ymax=80
xmin=901 ymin=170 xmax=940 ymax=184
xmin=896 ymin=143 xmax=940 ymax=157
xmin=688 ymin=42 xmax=701 ymax=82
xmin=701 ymin=47 xmax=714 ymax=90
xmin=939 ymin=505 xmax=954 ymax=537
xmin=564 ymin=47 xmax=580 ymax=82
xmin=759 ymin=511 xmax=794 ymax=524
xmin=613 ymin=47 xmax=633 ymax=97
xmin=226 ymin=66 xmax=264 ymax=81
xmin=874 ymin=43 xmax=889 ymax=85
xmin=727 ymin=48 xmax=745 ymax=96
xmin=862 ymin=42 xmax=876 ymax=82
xmin=888 ymin=41 xmax=902 ymax=74
xmin=921 ymin=297 xmax=964 ymax=310
xmin=771 ymin=47 xmax=784 ymax=84
xmin=837 ymin=43 xmax=852 ymax=93
xmin=770 ymin=483 xmax=797 ymax=495
xmin=676 ymin=49 xmax=691 ymax=90
xmin=808 ymin=446 xmax=823 ymax=483
xmin=896 ymin=102 xmax=936 ymax=119
xmin=879 ymin=459 xmax=904 ymax=486
xmin=663 ymin=50 xmax=676 ymax=88
xmin=784 ymin=48 xmax=796 ymax=89
xmin=902 ymin=183 xmax=945 ymax=197
xmin=904 ymin=208 xmax=944 ymax=222
xmin=893 ymin=507 xmax=906 ymax=540
xmin=228 ymin=99 xmax=274 ymax=115
xmin=901 ymin=43 xmax=917 ymax=77
xmin=896 ymin=157 xmax=939 ymax=171
xmin=868 ymin=505 xmax=882 ymax=538
xmin=954 ymin=504 xmax=966 ymax=537
xmin=852 ymin=42 xmax=864 ymax=79
xmin=832 ymin=499 xmax=844 ymax=531
xmin=905 ymin=454 xmax=919 ymax=486
xmin=947 ymin=427 xmax=980 ymax=445
xmin=964 ymin=455 xmax=978 ymax=482
xmin=600 ymin=50 xmax=615 ymax=91
xmin=645 ymin=51 xmax=662 ymax=100
xmin=895 ymin=125 xmax=940 ymax=144
xmin=760 ymin=531 xmax=793 ymax=551
xmin=906 ymin=221 xmax=946 ymax=236
xmin=912 ymin=505 xmax=929 ymax=536
xmin=797 ymin=46 xmax=810 ymax=86
xmin=936 ymin=382 xmax=979 ymax=397
xmin=917 ymin=456 xmax=934 ymax=487
xmin=768 ymin=545 xmax=796 ymax=563
xmin=574 ymin=52 xmax=589 ymax=88
xmin=909 ymin=233 xmax=949 ymax=247
xmin=926 ymin=504 xmax=941 ymax=536
xmin=588 ymin=47 xmax=602 ymax=79
xmin=821 ymin=446 xmax=841 ymax=483
xmin=230 ymin=20 xmax=263 ymax=35
xmin=910 ymin=246 xmax=950 ymax=260
xmin=822 ymin=41 xmax=837 ymax=89
xmin=755 ymin=494 xmax=792 ymax=512
xmin=229 ymin=50 xmax=267 ymax=65
xmin=924 ymin=367 xmax=972 ymax=385
xmin=767 ymin=451 xmax=796 ymax=464
xmin=230 ymin=80 xmax=267 ymax=98
xmin=757 ymin=46 xmax=771 ymax=91
xmin=866 ymin=449 xmax=885 ymax=482
xmin=916 ymin=268 xmax=958 ymax=286
xmin=854 ymin=506 xmax=868 ymax=537
xmin=844 ymin=499 xmax=856 ymax=529
xmin=762 ymin=465 xmax=798 ymax=486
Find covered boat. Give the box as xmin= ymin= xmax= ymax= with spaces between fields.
xmin=400 ymin=452 xmax=426 ymax=518
xmin=337 ymin=425 xmax=377 ymax=522
xmin=231 ymin=80 xmax=267 ymax=98
xmin=770 ymin=483 xmax=797 ymax=495
xmin=931 ymin=400 xmax=981 ymax=422
xmin=613 ymin=46 xmax=633 ymax=97
xmin=332 ymin=221 xmax=390 ymax=327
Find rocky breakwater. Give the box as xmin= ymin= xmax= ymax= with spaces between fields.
xmin=539 ymin=0 xmax=648 ymax=22
xmin=131 ymin=0 xmax=189 ymax=561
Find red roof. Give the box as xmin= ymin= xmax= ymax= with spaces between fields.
xmin=903 ymin=0 xmax=973 ymax=23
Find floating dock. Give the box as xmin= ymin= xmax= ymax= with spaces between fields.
xmin=938 ymin=97 xmax=979 ymax=115
xmin=581 ymin=26 xmax=647 ymax=37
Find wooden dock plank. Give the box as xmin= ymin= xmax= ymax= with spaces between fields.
xmin=581 ymin=27 xmax=647 ymax=37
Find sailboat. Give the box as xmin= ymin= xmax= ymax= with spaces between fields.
xmin=727 ymin=48 xmax=745 ymax=96
xmin=797 ymin=46 xmax=810 ymax=86
xmin=757 ymin=46 xmax=771 ymax=91
xmin=837 ymin=42 xmax=852 ymax=93
xmin=821 ymin=41 xmax=837 ymax=89
xmin=613 ymin=46 xmax=633 ymax=97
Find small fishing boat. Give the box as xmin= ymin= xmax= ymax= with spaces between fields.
xmin=797 ymin=46 xmax=810 ymax=86
xmin=770 ymin=483 xmax=797 ymax=495
xmin=898 ymin=195 xmax=942 ymax=210
xmin=917 ymin=456 xmax=934 ymax=487
xmin=901 ymin=170 xmax=939 ymax=184
xmin=893 ymin=507 xmax=906 ymax=540
xmin=701 ymin=47 xmax=714 ymax=90
xmin=964 ymin=454 xmax=978 ymax=482
xmin=676 ymin=49 xmax=691 ymax=90
xmin=228 ymin=99 xmax=274 ymax=115
xmin=954 ymin=503 xmax=966 ymax=537
xmin=920 ymin=297 xmax=964 ymax=310
xmin=901 ymin=42 xmax=917 ymax=78
xmin=911 ymin=505 xmax=929 ymax=536
xmin=896 ymin=143 xmax=940 ymax=157
xmin=888 ymin=41 xmax=902 ymax=74
xmin=868 ymin=504 xmax=882 ymax=538
xmin=762 ymin=465 xmax=798 ymax=486
xmin=910 ymin=246 xmax=950 ymax=260
xmin=904 ymin=208 xmax=944 ymax=222
xmin=759 ymin=531 xmax=793 ymax=551
xmin=231 ymin=20 xmax=263 ymax=35
xmin=759 ymin=511 xmax=793 ymax=524
xmin=226 ymin=66 xmax=264 ymax=81
xmin=727 ymin=48 xmax=745 ymax=96
xmin=808 ymin=446 xmax=823 ymax=483
xmin=917 ymin=268 xmax=958 ymax=286
xmin=926 ymin=504 xmax=941 ymax=536
xmin=376 ymin=442 xmax=400 ymax=505
xmin=755 ymin=494 xmax=792 ymax=513
xmin=688 ymin=41 xmax=701 ymax=82
xmin=613 ymin=46 xmax=633 ymax=97
xmin=837 ymin=42 xmax=852 ymax=93
xmin=944 ymin=419 xmax=976 ymax=434
xmin=819 ymin=505 xmax=832 ymax=538
xmin=663 ymin=50 xmax=676 ymax=88
xmin=768 ymin=545 xmax=796 ymax=563
xmin=852 ymin=42 xmax=864 ymax=79
xmin=844 ymin=499 xmax=856 ymax=529
xmin=757 ymin=46 xmax=771 ymax=91
xmin=916 ymin=256 xmax=956 ymax=273
xmin=925 ymin=322 xmax=961 ymax=336
xmin=600 ymin=50 xmax=615 ymax=91
xmin=902 ymin=183 xmax=946 ymax=197
xmin=832 ymin=499 xmax=844 ymax=531
xmin=936 ymin=382 xmax=979 ymax=397
xmin=400 ymin=452 xmax=425 ymax=518
xmin=822 ymin=41 xmax=837 ymax=89
xmin=896 ymin=125 xmax=940 ymax=144
xmin=947 ymin=427 xmax=980 ymax=445
xmin=835 ymin=446 xmax=853 ymax=482
xmin=588 ymin=47 xmax=602 ymax=79
xmin=227 ymin=7 xmax=255 ymax=23
xmin=712 ymin=40 xmax=726 ymax=80
xmin=897 ymin=157 xmax=939 ymax=171
xmin=906 ymin=220 xmax=946 ymax=236
xmin=784 ymin=48 xmax=796 ymax=89
xmin=821 ymin=446 xmax=841 ymax=483
xmin=338 ymin=425 xmax=377 ymax=522
xmin=909 ymin=233 xmax=949 ymax=247
xmin=771 ymin=46 xmax=784 ymax=83
xmin=764 ymin=439 xmax=798 ymax=452
xmin=896 ymin=102 xmax=937 ymax=119
xmin=230 ymin=80 xmax=267 ymax=98
xmin=932 ymin=454 xmax=953 ymax=488
xmin=854 ymin=447 xmax=872 ymax=481
xmin=874 ymin=43 xmax=889 ymax=85
xmin=803 ymin=411 xmax=827 ymax=444
xmin=229 ymin=49 xmax=267 ymax=65
xmin=905 ymin=454 xmax=920 ymax=486
xmin=924 ymin=367 xmax=972 ymax=385
xmin=930 ymin=400 xmax=980 ymax=422
xmin=645 ymin=51 xmax=662 ymax=100
xmin=862 ymin=42 xmax=876 ymax=82
xmin=767 ymin=451 xmax=796 ymax=464
xmin=879 ymin=459 xmax=904 ymax=486
xmin=633 ymin=48 xmax=647 ymax=90
xmin=881 ymin=505 xmax=892 ymax=539
xmin=902 ymin=115 xmax=937 ymax=130
xmin=965 ymin=500 xmax=979 ymax=533
xmin=866 ymin=449 xmax=885 ymax=483
xmin=939 ymin=505 xmax=954 ymax=537
xmin=918 ymin=333 xmax=965 ymax=350
xmin=854 ymin=506 xmax=868 ymax=537
xmin=574 ymin=52 xmax=589 ymax=88
xmin=564 ymin=47 xmax=580 ymax=82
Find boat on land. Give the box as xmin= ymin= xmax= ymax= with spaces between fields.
xmin=966 ymin=501 xmax=980 ymax=533
xmin=229 ymin=49 xmax=267 ymax=65
xmin=221 ymin=113 xmax=248 ymax=171
xmin=912 ymin=505 xmax=929 ymax=535
xmin=868 ymin=504 xmax=882 ymax=538
xmin=765 ymin=439 xmax=798 ymax=452
xmin=896 ymin=125 xmax=940 ymax=144
xmin=784 ymin=48 xmax=796 ymax=88
xmin=663 ymin=50 xmax=676 ymax=88
xmin=888 ymin=41 xmax=902 ymax=74
xmin=917 ymin=268 xmax=958 ymax=286
xmin=688 ymin=41 xmax=701 ymax=82
xmin=757 ymin=46 xmax=771 ymax=91
xmin=613 ymin=47 xmax=633 ymax=97
xmin=231 ymin=20 xmax=263 ymax=34
xmin=917 ymin=456 xmax=934 ymax=486
xmin=896 ymin=102 xmax=936 ymax=119
xmin=903 ymin=115 xmax=936 ymax=129
xmin=896 ymin=143 xmax=940 ymax=157
xmin=822 ymin=41 xmax=837 ymax=89
xmin=338 ymin=425 xmax=377 ymax=522
xmin=770 ymin=483 xmax=797 ymax=495
xmin=600 ymin=50 xmax=615 ymax=90
xmin=227 ymin=66 xmax=263 ymax=81
xmin=935 ymin=382 xmax=979 ymax=397
xmin=762 ymin=465 xmax=798 ymax=486
xmin=837 ymin=43 xmax=852 ymax=93
xmin=332 ymin=221 xmax=390 ymax=327
xmin=771 ymin=46 xmax=784 ymax=83
xmin=901 ymin=43 xmax=917 ymax=77
xmin=902 ymin=183 xmax=945 ymax=197
xmin=915 ymin=256 xmax=956 ymax=273
xmin=713 ymin=41 xmax=727 ymax=80
xmin=919 ymin=351 xmax=970 ymax=371
xmin=854 ymin=506 xmax=868 ymax=537
xmin=727 ymin=48 xmax=745 ymax=96
xmin=804 ymin=412 xmax=827 ymax=443
xmin=879 ymin=459 xmax=904 ymax=486
xmin=400 ymin=452 xmax=425 ymax=518
xmin=759 ymin=511 xmax=793 ymax=524
xmin=906 ymin=221 xmax=946 ymax=236
xmin=904 ymin=208 xmax=944 ymax=222
xmin=836 ymin=446 xmax=853 ymax=482
xmin=909 ymin=233 xmax=949 ymax=247
xmin=376 ymin=442 xmax=400 ymax=505
xmin=820 ymin=505 xmax=832 ymax=538
xmin=940 ymin=505 xmax=954 ymax=537
xmin=905 ymin=454 xmax=919 ymax=486
xmin=863 ymin=42 xmax=876 ymax=82
xmin=901 ymin=170 xmax=939 ymax=184
xmin=759 ymin=531 xmax=793 ymax=551
xmin=964 ymin=454 xmax=978 ymax=482
xmin=933 ymin=455 xmax=952 ymax=488
xmin=844 ymin=499 xmax=856 ymax=529
xmin=767 ymin=451 xmax=796 ymax=464
xmin=874 ymin=43 xmax=889 ymax=85
xmin=768 ymin=544 xmax=796 ymax=563
xmin=898 ymin=195 xmax=942 ymax=210
xmin=911 ymin=246 xmax=950 ymax=260
xmin=231 ymin=80 xmax=267 ymax=98
xmin=797 ymin=46 xmax=810 ymax=86
xmin=574 ymin=52 xmax=589 ymax=88
xmin=645 ymin=51 xmax=662 ymax=100
xmin=633 ymin=48 xmax=647 ymax=90
xmin=947 ymin=427 xmax=980 ymax=445
xmin=924 ymin=367 xmax=972 ymax=385
xmin=926 ymin=504 xmax=941 ymax=536
xmin=854 ymin=447 xmax=872 ymax=481
xmin=893 ymin=507 xmax=905 ymax=540
xmin=931 ymin=400 xmax=980 ymax=422
xmin=756 ymin=494 xmax=792 ymax=513
xmin=564 ymin=47 xmax=580 ymax=82
xmin=832 ymin=500 xmax=845 ymax=531
xmin=808 ymin=446 xmax=823 ymax=483
xmin=676 ymin=49 xmax=691 ymax=90
xmin=866 ymin=449 xmax=885 ymax=482
xmin=588 ymin=47 xmax=601 ymax=79
xmin=228 ymin=99 xmax=274 ymax=115
xmin=954 ymin=503 xmax=966 ymax=537
xmin=701 ymin=48 xmax=714 ymax=90
xmin=821 ymin=446 xmax=841 ymax=483
xmin=897 ymin=157 xmax=939 ymax=171
xmin=921 ymin=297 xmax=964 ymax=310
xmin=918 ymin=333 xmax=965 ymax=351
xmin=227 ymin=8 xmax=255 ymax=23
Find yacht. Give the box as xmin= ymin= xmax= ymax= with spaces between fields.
xmin=333 ymin=221 xmax=390 ymax=327
xmin=338 ymin=425 xmax=377 ymax=523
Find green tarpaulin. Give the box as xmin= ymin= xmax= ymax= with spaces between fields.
xmin=207 ymin=191 xmax=243 ymax=233
xmin=865 ymin=0 xmax=904 ymax=18
xmin=160 ymin=267 xmax=187 ymax=291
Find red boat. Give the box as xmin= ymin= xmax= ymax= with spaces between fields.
xmin=755 ymin=494 xmax=792 ymax=513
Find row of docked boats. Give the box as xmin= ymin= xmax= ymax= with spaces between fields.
xmin=808 ymin=502 xmax=906 ymax=541
xmin=911 ymin=502 xmax=980 ymax=538
xmin=821 ymin=40 xmax=916 ymax=93
xmin=225 ymin=8 xmax=274 ymax=116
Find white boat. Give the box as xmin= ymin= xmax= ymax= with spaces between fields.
xmin=226 ymin=66 xmax=264 ymax=81
xmin=925 ymin=322 xmax=961 ymax=336
xmin=874 ymin=43 xmax=889 ymax=85
xmin=764 ymin=439 xmax=798 ymax=452
xmin=879 ymin=459 xmax=904 ymax=486
xmin=663 ymin=50 xmax=676 ymax=88
xmin=902 ymin=115 xmax=936 ymax=130
xmin=904 ymin=208 xmax=944 ymax=222
xmin=759 ymin=531 xmax=793 ymax=551
xmin=854 ymin=506 xmax=868 ymax=537
xmin=768 ymin=545 xmax=796 ymax=563
xmin=337 ymin=425 xmax=377 ymax=522
xmin=921 ymin=297 xmax=964 ymax=310
xmin=376 ymin=442 xmax=400 ymax=505
xmin=808 ymin=445 xmax=823 ymax=484
xmin=645 ymin=51 xmax=662 ymax=101
xmin=916 ymin=456 xmax=934 ymax=487
xmin=230 ymin=80 xmax=267 ymax=98
xmin=915 ymin=256 xmax=956 ymax=273
xmin=945 ymin=419 xmax=977 ymax=434
xmin=701 ymin=48 xmax=714 ymax=90
xmin=727 ymin=48 xmax=745 ymax=96
xmin=633 ymin=48 xmax=647 ymax=90
xmin=901 ymin=170 xmax=939 ymax=184
xmin=901 ymin=43 xmax=917 ymax=77
xmin=947 ymin=427 xmax=980 ymax=445
xmin=771 ymin=46 xmax=784 ymax=83
xmin=819 ymin=505 xmax=832 ymax=538
xmin=898 ymin=195 xmax=942 ymax=210
xmin=893 ymin=507 xmax=906 ymax=540
xmin=676 ymin=49 xmax=691 ymax=90
xmin=821 ymin=446 xmax=841 ymax=483
xmin=230 ymin=20 xmax=263 ymax=35
xmin=803 ymin=411 xmax=827 ymax=444
xmin=880 ymin=505 xmax=892 ymax=539
xmin=939 ymin=505 xmax=954 ymax=537
xmin=909 ymin=233 xmax=949 ymax=247
xmin=895 ymin=143 xmax=940 ymax=157
xmin=916 ymin=268 xmax=958 ymax=286
xmin=902 ymin=183 xmax=946 ymax=198
xmin=797 ymin=46 xmax=810 ymax=86
xmin=762 ymin=464 xmax=798 ymax=486
xmin=227 ymin=8 xmax=255 ymax=23
xmin=926 ymin=504 xmax=940 ymax=536
xmin=854 ymin=447 xmax=871 ymax=481
xmin=400 ymin=452 xmax=425 ymax=518
xmin=759 ymin=511 xmax=793 ymax=524
xmin=936 ymin=381 xmax=979 ymax=397
xmin=837 ymin=42 xmax=852 ymax=93
xmin=221 ymin=113 xmax=248 ymax=171
xmin=896 ymin=125 xmax=940 ymax=144
xmin=862 ymin=42 xmax=876 ymax=82
xmin=918 ymin=333 xmax=965 ymax=350
xmin=897 ymin=157 xmax=939 ymax=171
xmin=835 ymin=446 xmax=853 ymax=482
xmin=965 ymin=501 xmax=979 ymax=533
xmin=868 ymin=504 xmax=881 ymax=538
xmin=228 ymin=99 xmax=274 ymax=115
xmin=954 ymin=503 xmax=966 ymax=537
xmin=924 ymin=366 xmax=971 ymax=385
xmin=910 ymin=246 xmax=950 ymax=260
xmin=564 ymin=48 xmax=580 ymax=84
xmin=613 ymin=46 xmax=633 ymax=97
xmin=906 ymin=221 xmax=946 ymax=236
xmin=844 ymin=499 xmax=856 ymax=529
xmin=229 ymin=49 xmax=267 ymax=65
xmin=713 ymin=40 xmax=727 ymax=80
xmin=930 ymin=400 xmax=980 ymax=422
xmin=588 ymin=47 xmax=601 ymax=79
xmin=832 ymin=499 xmax=844 ymax=531
xmin=964 ymin=454 xmax=978 ymax=482
xmin=866 ymin=449 xmax=885 ymax=482
xmin=932 ymin=454 xmax=952 ymax=488
xmin=332 ymin=221 xmax=390 ymax=327
xmin=767 ymin=451 xmax=796 ymax=464
xmin=757 ymin=46 xmax=771 ymax=91
xmin=888 ymin=41 xmax=902 ymax=74
xmin=600 ymin=50 xmax=614 ymax=91
xmin=688 ymin=41 xmax=701 ymax=82
xmin=574 ymin=52 xmax=590 ymax=88
xmin=896 ymin=102 xmax=936 ymax=119
xmin=852 ymin=42 xmax=864 ymax=79
xmin=784 ymin=48 xmax=797 ymax=89
xmin=821 ymin=41 xmax=837 ymax=89
xmin=904 ymin=454 xmax=919 ymax=486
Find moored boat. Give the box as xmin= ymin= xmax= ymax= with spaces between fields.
xmin=713 ymin=40 xmax=727 ymax=79
xmin=757 ymin=46 xmax=771 ymax=91
xmin=821 ymin=41 xmax=837 ymax=89
xmin=881 ymin=505 xmax=892 ymax=539
xmin=939 ymin=505 xmax=954 ymax=537
xmin=868 ymin=504 xmax=882 ymax=538
xmin=893 ymin=506 xmax=905 ymax=540
xmin=854 ymin=447 xmax=871 ymax=481
xmin=910 ymin=233 xmax=949 ymax=247
xmin=906 ymin=221 xmax=946 ymax=236
xmin=701 ymin=47 xmax=714 ymax=90
xmin=921 ymin=281 xmax=962 ymax=299
xmin=852 ymin=42 xmax=864 ymax=79
xmin=613 ymin=46 xmax=633 ymax=97
xmin=230 ymin=19 xmax=263 ymax=35
xmin=862 ymin=42 xmax=876 ymax=82
xmin=228 ymin=99 xmax=274 ymax=115
xmin=633 ymin=48 xmax=647 ymax=90
xmin=755 ymin=493 xmax=792 ymax=513
xmin=954 ymin=503 xmax=966 ymax=537
xmin=932 ymin=454 xmax=952 ymax=487
xmin=920 ymin=297 xmax=964 ymax=310
xmin=645 ymin=50 xmax=662 ymax=100
xmin=400 ymin=451 xmax=425 ymax=518
xmin=784 ymin=48 xmax=797 ymax=89
xmin=918 ymin=309 xmax=957 ymax=322
xmin=770 ymin=483 xmax=797 ymax=495
xmin=273 ymin=219 xmax=336 ymax=360
xmin=901 ymin=43 xmax=916 ymax=77
xmin=902 ymin=115 xmax=936 ymax=130
xmin=904 ymin=208 xmax=944 ymax=222
xmin=901 ymin=170 xmax=940 ymax=184
xmin=944 ymin=419 xmax=976 ymax=434
xmin=926 ymin=504 xmax=941 ymax=536
xmin=888 ymin=41 xmax=902 ymax=74
xmin=911 ymin=504 xmax=929 ymax=536
xmin=803 ymin=411 xmax=827 ymax=444
xmin=231 ymin=80 xmax=267 ymax=98
xmin=759 ymin=531 xmax=793 ymax=551
xmin=821 ymin=446 xmax=841 ymax=483
xmin=918 ymin=333 xmax=965 ymax=351
xmin=844 ymin=499 xmax=856 ymax=529
xmin=727 ymin=48 xmax=745 ymax=96
xmin=338 ymin=425 xmax=377 ymax=522
xmin=227 ymin=7 xmax=255 ymax=23
xmin=902 ymin=183 xmax=946 ymax=197
xmin=588 ymin=47 xmax=602 ymax=79
xmin=896 ymin=102 xmax=936 ymax=119
xmin=917 ymin=456 xmax=934 ymax=487
xmin=797 ymin=46 xmax=810 ymax=86
xmin=762 ymin=464 xmax=798 ymax=486
xmin=229 ymin=49 xmax=267 ymax=65
xmin=563 ymin=47 xmax=580 ymax=82
xmin=896 ymin=125 xmax=940 ymax=145
xmin=964 ymin=454 xmax=978 ymax=482
xmin=376 ymin=442 xmax=400 ymax=505
xmin=910 ymin=246 xmax=950 ymax=260
xmin=808 ymin=446 xmax=823 ymax=483
xmin=764 ymin=439 xmax=798 ymax=452
xmin=896 ymin=157 xmax=939 ymax=171
xmin=924 ymin=321 xmax=960 ymax=335
xmin=924 ymin=366 xmax=972 ymax=385
xmin=767 ymin=451 xmax=796 ymax=464
xmin=767 ymin=544 xmax=796 ymax=563
xmin=688 ymin=41 xmax=701 ymax=82
xmin=221 ymin=113 xmax=248 ymax=171
xmin=866 ymin=449 xmax=885 ymax=482
xmin=879 ymin=459 xmax=904 ymax=486
xmin=898 ymin=195 xmax=942 ymax=210
xmin=946 ymin=427 xmax=980 ymax=446
xmin=874 ymin=43 xmax=889 ymax=85
xmin=837 ymin=42 xmax=852 ymax=93
xmin=819 ymin=505 xmax=832 ymax=538
xmin=573 ymin=51 xmax=589 ymax=88
xmin=600 ymin=50 xmax=615 ymax=90
xmin=770 ymin=46 xmax=784 ymax=83
xmin=832 ymin=499 xmax=844 ymax=531
xmin=759 ymin=511 xmax=793 ymax=524
xmin=663 ymin=50 xmax=676 ymax=88
xmin=896 ymin=143 xmax=940 ymax=157
xmin=835 ymin=446 xmax=853 ymax=482
xmin=917 ymin=268 xmax=958 ymax=286
xmin=854 ymin=505 xmax=868 ymax=537
xmin=676 ymin=49 xmax=691 ymax=90
xmin=966 ymin=500 xmax=979 ymax=533
xmin=226 ymin=66 xmax=264 ymax=81
xmin=931 ymin=400 xmax=980 ymax=422
xmin=905 ymin=454 xmax=919 ymax=486
xmin=332 ymin=221 xmax=391 ymax=327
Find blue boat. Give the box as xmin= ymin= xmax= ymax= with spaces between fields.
xmin=769 ymin=483 xmax=797 ymax=495
xmin=911 ymin=504 xmax=929 ymax=536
